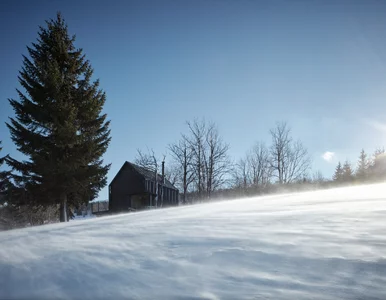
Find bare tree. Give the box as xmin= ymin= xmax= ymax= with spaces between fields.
xmin=232 ymin=142 xmax=271 ymax=191
xmin=232 ymin=158 xmax=249 ymax=189
xmin=312 ymin=170 xmax=325 ymax=183
xmin=269 ymin=122 xmax=291 ymax=184
xmin=247 ymin=142 xmax=272 ymax=187
xmin=204 ymin=122 xmax=231 ymax=197
xmin=164 ymin=164 xmax=179 ymax=187
xmin=284 ymin=140 xmax=311 ymax=183
xmin=135 ymin=148 xmax=158 ymax=171
xmin=186 ymin=119 xmax=207 ymax=198
xmin=269 ymin=122 xmax=310 ymax=184
xmin=185 ymin=119 xmax=231 ymax=200
xmin=169 ymin=138 xmax=194 ymax=204
xmin=135 ymin=148 xmax=164 ymax=207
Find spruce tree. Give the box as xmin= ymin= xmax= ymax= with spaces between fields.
xmin=368 ymin=147 xmax=386 ymax=181
xmin=6 ymin=13 xmax=111 ymax=221
xmin=333 ymin=161 xmax=343 ymax=182
xmin=0 ymin=141 xmax=8 ymax=198
xmin=342 ymin=160 xmax=353 ymax=182
xmin=356 ymin=149 xmax=368 ymax=182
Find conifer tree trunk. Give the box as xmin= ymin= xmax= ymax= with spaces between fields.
xmin=59 ymin=194 xmax=68 ymax=222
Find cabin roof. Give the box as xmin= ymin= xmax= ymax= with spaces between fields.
xmin=127 ymin=162 xmax=178 ymax=190
xmin=109 ymin=161 xmax=178 ymax=191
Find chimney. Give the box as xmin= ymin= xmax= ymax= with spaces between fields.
xmin=161 ymin=160 xmax=165 ymax=184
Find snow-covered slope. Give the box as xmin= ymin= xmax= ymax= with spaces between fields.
xmin=1 ymin=184 xmax=386 ymax=300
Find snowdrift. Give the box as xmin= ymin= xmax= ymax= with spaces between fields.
xmin=1 ymin=183 xmax=386 ymax=299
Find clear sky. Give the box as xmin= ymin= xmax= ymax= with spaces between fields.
xmin=1 ymin=0 xmax=386 ymax=200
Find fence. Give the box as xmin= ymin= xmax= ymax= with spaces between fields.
xmin=91 ymin=201 xmax=109 ymax=214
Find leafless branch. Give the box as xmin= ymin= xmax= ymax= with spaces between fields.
xmin=269 ymin=122 xmax=310 ymax=184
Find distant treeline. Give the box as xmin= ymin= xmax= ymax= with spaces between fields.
xmin=138 ymin=124 xmax=386 ymax=204
xmin=332 ymin=148 xmax=386 ymax=185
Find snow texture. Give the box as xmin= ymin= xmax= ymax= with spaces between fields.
xmin=70 ymin=214 xmax=96 ymax=221
xmin=1 ymin=183 xmax=386 ymax=299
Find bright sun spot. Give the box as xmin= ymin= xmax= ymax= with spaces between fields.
xmin=322 ymin=151 xmax=335 ymax=162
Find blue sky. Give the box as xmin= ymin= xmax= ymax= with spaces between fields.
xmin=1 ymin=0 xmax=386 ymax=199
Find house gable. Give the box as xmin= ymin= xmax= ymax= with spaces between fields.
xmin=108 ymin=161 xmax=180 ymax=212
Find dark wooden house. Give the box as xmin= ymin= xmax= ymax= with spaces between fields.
xmin=109 ymin=161 xmax=179 ymax=212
